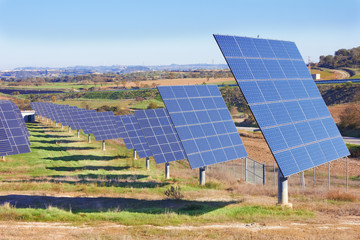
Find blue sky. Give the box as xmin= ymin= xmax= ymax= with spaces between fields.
xmin=0 ymin=0 xmax=359 ymax=70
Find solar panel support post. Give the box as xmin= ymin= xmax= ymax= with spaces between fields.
xmin=61 ymin=124 xmax=64 ymax=129
xmin=88 ymin=134 xmax=91 ymax=143
xmin=165 ymin=162 xmax=170 ymax=179
xmin=300 ymin=171 xmax=305 ymax=189
xmin=273 ymin=162 xmax=276 ymax=188
xmin=68 ymin=126 xmax=71 ymax=133
xmin=2 ymin=156 xmax=5 ymax=162
xmin=199 ymin=167 xmax=206 ymax=186
xmin=277 ymin=171 xmax=292 ymax=208
xmin=313 ymin=168 xmax=316 ymax=187
xmin=346 ymin=157 xmax=349 ymax=192
xmin=77 ymin=130 xmax=80 ymax=138
xmin=102 ymin=140 xmax=106 ymax=151
xmin=133 ymin=150 xmax=137 ymax=160
xmin=146 ymin=157 xmax=150 ymax=170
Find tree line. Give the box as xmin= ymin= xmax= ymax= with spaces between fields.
xmin=318 ymin=46 xmax=360 ymax=69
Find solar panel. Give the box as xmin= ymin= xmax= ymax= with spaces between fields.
xmin=119 ymin=114 xmax=152 ymax=158
xmin=90 ymin=111 xmax=122 ymax=141
xmin=113 ymin=115 xmax=134 ymax=150
xmin=214 ymin=34 xmax=350 ymax=177
xmin=81 ymin=110 xmax=97 ymax=134
xmin=0 ymin=100 xmax=30 ymax=155
xmin=135 ymin=108 xmax=186 ymax=164
xmin=157 ymin=85 xmax=248 ymax=169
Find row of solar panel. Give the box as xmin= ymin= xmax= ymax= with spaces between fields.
xmin=0 ymin=100 xmax=31 ymax=156
xmin=31 ymin=85 xmax=248 ymax=169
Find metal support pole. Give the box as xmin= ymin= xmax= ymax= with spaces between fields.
xmin=300 ymin=171 xmax=305 ymax=189
xmin=346 ymin=157 xmax=349 ymax=192
xmin=277 ymin=171 xmax=292 ymax=208
xmin=165 ymin=162 xmax=170 ymax=179
xmin=328 ymin=162 xmax=331 ymax=190
xmin=133 ymin=150 xmax=137 ymax=159
xmin=263 ymin=164 xmax=266 ymax=185
xmin=55 ymin=122 xmax=58 ymax=127
xmin=68 ymin=126 xmax=71 ymax=133
xmin=244 ymin=157 xmax=247 ymax=182
xmin=145 ymin=157 xmax=150 ymax=170
xmin=273 ymin=161 xmax=276 ymax=188
xmin=88 ymin=134 xmax=91 ymax=143
xmin=199 ymin=167 xmax=206 ymax=186
xmin=2 ymin=156 xmax=5 ymax=161
xmin=102 ymin=140 xmax=105 ymax=151
xmin=61 ymin=124 xmax=64 ymax=129
xmin=77 ymin=130 xmax=80 ymax=138
xmin=313 ymin=168 xmax=316 ymax=187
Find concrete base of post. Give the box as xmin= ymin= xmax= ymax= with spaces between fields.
xmin=88 ymin=134 xmax=91 ymax=143
xmin=77 ymin=130 xmax=80 ymax=138
xmin=165 ymin=163 xmax=170 ymax=179
xmin=146 ymin=157 xmax=150 ymax=170
xmin=199 ymin=167 xmax=206 ymax=186
xmin=102 ymin=140 xmax=106 ymax=151
xmin=277 ymin=171 xmax=292 ymax=208
xmin=133 ymin=150 xmax=137 ymax=160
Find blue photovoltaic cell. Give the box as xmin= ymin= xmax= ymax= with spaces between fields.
xmin=120 ymin=115 xmax=152 ymax=158
xmin=88 ymin=111 xmax=122 ymax=141
xmin=113 ymin=115 xmax=134 ymax=150
xmin=158 ymin=85 xmax=247 ymax=169
xmin=0 ymin=100 xmax=30 ymax=156
xmin=135 ymin=108 xmax=186 ymax=164
xmin=214 ymin=34 xmax=349 ymax=177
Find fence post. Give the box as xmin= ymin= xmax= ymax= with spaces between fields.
xmin=263 ymin=164 xmax=266 ymax=185
xmin=245 ymin=157 xmax=247 ymax=182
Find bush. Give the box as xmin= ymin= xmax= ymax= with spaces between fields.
xmin=347 ymin=144 xmax=360 ymax=158
xmin=164 ymin=185 xmax=184 ymax=200
xmin=327 ymin=190 xmax=357 ymax=202
xmin=147 ymin=102 xmax=158 ymax=109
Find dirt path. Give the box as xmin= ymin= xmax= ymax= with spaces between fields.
xmin=0 ymin=218 xmax=359 ymax=240
xmin=332 ymin=69 xmax=350 ymax=79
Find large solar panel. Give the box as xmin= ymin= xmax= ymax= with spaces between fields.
xmin=79 ymin=109 xmax=96 ymax=134
xmin=90 ymin=111 xmax=122 ymax=141
xmin=158 ymin=85 xmax=247 ymax=169
xmin=0 ymin=100 xmax=30 ymax=155
xmin=119 ymin=115 xmax=152 ymax=158
xmin=214 ymin=34 xmax=349 ymax=177
xmin=135 ymin=108 xmax=186 ymax=164
xmin=113 ymin=115 xmax=134 ymax=150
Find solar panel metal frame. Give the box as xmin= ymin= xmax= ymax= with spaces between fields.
xmin=157 ymin=85 xmax=248 ymax=169
xmin=214 ymin=34 xmax=349 ymax=177
xmin=134 ymin=108 xmax=187 ymax=164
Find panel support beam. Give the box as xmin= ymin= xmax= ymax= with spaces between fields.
xmin=165 ymin=163 xmax=170 ymax=179
xmin=2 ymin=156 xmax=5 ymax=162
xmin=277 ymin=171 xmax=292 ymax=208
xmin=102 ymin=140 xmax=106 ymax=151
xmin=328 ymin=162 xmax=331 ymax=190
xmin=88 ymin=134 xmax=91 ymax=143
xmin=77 ymin=130 xmax=80 ymax=138
xmin=300 ymin=171 xmax=305 ymax=189
xmin=133 ymin=150 xmax=137 ymax=160
xmin=199 ymin=167 xmax=206 ymax=186
xmin=68 ymin=126 xmax=71 ymax=133
xmin=346 ymin=157 xmax=349 ymax=192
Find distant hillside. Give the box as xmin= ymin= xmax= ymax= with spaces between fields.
xmin=0 ymin=64 xmax=228 ymax=80
xmin=318 ymin=46 xmax=360 ymax=69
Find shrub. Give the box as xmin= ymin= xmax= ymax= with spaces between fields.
xmin=147 ymin=102 xmax=158 ymax=109
xmin=327 ymin=190 xmax=357 ymax=202
xmin=164 ymin=185 xmax=184 ymax=200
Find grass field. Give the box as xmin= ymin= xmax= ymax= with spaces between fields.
xmin=0 ymin=120 xmax=359 ymax=239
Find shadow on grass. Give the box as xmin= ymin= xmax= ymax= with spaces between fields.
xmin=31 ymin=139 xmax=79 ymax=144
xmin=0 ymin=194 xmax=236 ymax=215
xmin=45 ymin=155 xmax=125 ymax=161
xmin=3 ymin=176 xmax=167 ymax=188
xmin=47 ymin=166 xmax=130 ymax=171
xmin=31 ymin=134 xmax=72 ymax=138
xmin=33 ymin=146 xmax=96 ymax=151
